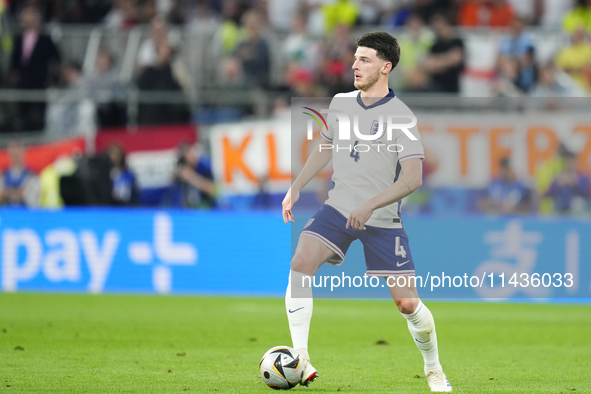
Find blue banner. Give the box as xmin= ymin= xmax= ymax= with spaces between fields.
xmin=297 ymin=214 xmax=591 ymax=299
xmin=1 ymin=209 xmax=590 ymax=300
xmin=0 ymin=209 xmax=290 ymax=295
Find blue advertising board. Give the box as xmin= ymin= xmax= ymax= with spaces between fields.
xmin=302 ymin=214 xmax=591 ymax=299
xmin=0 ymin=209 xmax=589 ymax=300
xmin=0 ymin=209 xmax=290 ymax=295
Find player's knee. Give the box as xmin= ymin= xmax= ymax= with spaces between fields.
xmin=291 ymin=252 xmax=315 ymax=275
xmin=396 ymin=298 xmax=418 ymax=315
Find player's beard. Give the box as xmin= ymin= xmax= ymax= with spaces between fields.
xmin=354 ymin=69 xmax=380 ymax=92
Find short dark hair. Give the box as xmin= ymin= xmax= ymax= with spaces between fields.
xmin=356 ymin=32 xmax=401 ymax=72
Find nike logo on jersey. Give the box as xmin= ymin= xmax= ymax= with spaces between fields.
xmin=288 ymin=307 xmax=304 ymax=313
xmin=396 ymin=260 xmax=409 ymax=267
xmin=415 ymin=338 xmax=428 ymax=344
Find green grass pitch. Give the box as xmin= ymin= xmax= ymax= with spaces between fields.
xmin=0 ymin=294 xmax=589 ymax=393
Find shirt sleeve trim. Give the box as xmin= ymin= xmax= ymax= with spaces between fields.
xmin=321 ymin=131 xmax=333 ymax=141
xmin=399 ymin=154 xmax=425 ymax=162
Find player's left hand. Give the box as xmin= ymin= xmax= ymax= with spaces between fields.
xmin=282 ymin=187 xmax=299 ymax=224
xmin=346 ymin=204 xmax=373 ymax=231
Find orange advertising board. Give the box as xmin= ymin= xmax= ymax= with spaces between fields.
xmin=210 ymin=114 xmax=591 ymax=195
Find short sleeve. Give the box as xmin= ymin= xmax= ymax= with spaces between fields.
xmin=396 ymin=122 xmax=425 ymax=163
xmin=322 ymin=97 xmax=338 ymax=141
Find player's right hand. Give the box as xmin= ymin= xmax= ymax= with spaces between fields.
xmin=282 ymin=187 xmax=300 ymax=224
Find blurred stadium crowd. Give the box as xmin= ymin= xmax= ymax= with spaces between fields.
xmin=408 ymin=144 xmax=591 ymax=217
xmin=1 ymin=0 xmax=590 ymax=123
xmin=0 ymin=0 xmax=590 ymax=215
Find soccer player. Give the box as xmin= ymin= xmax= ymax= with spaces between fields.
xmin=282 ymin=32 xmax=452 ymax=392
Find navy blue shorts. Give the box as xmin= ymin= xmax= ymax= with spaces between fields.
xmin=301 ymin=204 xmax=416 ymax=276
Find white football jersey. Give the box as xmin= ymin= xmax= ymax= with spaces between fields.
xmin=322 ymin=89 xmax=424 ymax=229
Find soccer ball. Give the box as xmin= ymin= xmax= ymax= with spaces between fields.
xmin=259 ymin=346 xmax=303 ymax=390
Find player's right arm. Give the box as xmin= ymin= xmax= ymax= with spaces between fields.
xmin=282 ymin=138 xmax=332 ymax=224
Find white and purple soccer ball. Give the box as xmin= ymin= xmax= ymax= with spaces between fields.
xmin=259 ymin=346 xmax=303 ymax=390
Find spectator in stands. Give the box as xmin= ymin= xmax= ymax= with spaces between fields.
xmin=107 ymin=144 xmax=139 ymax=206
xmin=323 ymin=23 xmax=355 ymax=65
xmin=38 ymin=153 xmax=78 ymax=208
xmin=137 ymin=16 xmax=192 ymax=93
xmin=493 ymin=60 xmax=522 ymax=96
xmin=495 ymin=16 xmax=537 ymax=95
xmin=546 ymin=151 xmax=591 ymax=214
xmin=480 ymin=157 xmax=531 ymax=214
xmin=458 ymin=0 xmax=515 ymax=28
xmin=287 ymin=67 xmax=325 ymax=97
xmin=534 ymin=143 xmax=574 ymax=214
xmin=45 ymin=60 xmax=90 ymax=136
xmin=268 ymin=0 xmax=298 ymax=33
xmin=514 ymin=47 xmax=539 ymax=93
xmin=251 ymin=0 xmax=270 ymax=28
xmin=530 ymin=63 xmax=573 ymax=97
xmin=216 ymin=0 xmax=241 ymax=56
xmin=393 ymin=13 xmax=434 ymax=92
xmin=413 ymin=0 xmax=457 ymax=24
xmin=555 ymin=27 xmax=591 ymax=93
xmin=103 ymin=0 xmax=138 ymax=29
xmin=383 ymin=1 xmax=413 ymax=27
xmin=303 ymin=1 xmax=327 ymax=36
xmin=403 ymin=146 xmax=438 ymax=214
xmin=540 ymin=0 xmax=574 ymax=29
xmin=507 ymin=0 xmax=543 ymax=25
xmin=321 ymin=0 xmax=359 ymax=33
xmin=356 ymin=0 xmax=388 ymax=26
xmin=283 ymin=12 xmax=320 ymax=73
xmin=498 ymin=16 xmax=534 ymax=61
xmin=136 ymin=43 xmax=190 ymax=125
xmin=6 ymin=0 xmax=56 ymax=23
xmin=60 ymin=60 xmax=84 ymax=89
xmin=187 ymin=0 xmax=219 ymax=32
xmin=156 ymin=0 xmax=182 ymax=22
xmin=317 ymin=23 xmax=356 ymax=96
xmin=172 ymin=142 xmax=216 ymax=209
xmin=138 ymin=0 xmax=157 ymax=24
xmin=0 ymin=140 xmax=38 ymax=207
xmin=84 ymin=50 xmax=127 ymax=128
xmin=231 ymin=10 xmax=270 ymax=89
xmin=424 ymin=14 xmax=465 ymax=93
xmin=137 ymin=17 xmax=179 ymax=69
xmin=60 ymin=0 xmax=113 ymax=24
xmin=9 ymin=5 xmax=61 ymax=131
xmin=562 ymin=0 xmax=591 ymax=34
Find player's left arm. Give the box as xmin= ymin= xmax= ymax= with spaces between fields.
xmin=346 ymin=158 xmax=423 ymax=231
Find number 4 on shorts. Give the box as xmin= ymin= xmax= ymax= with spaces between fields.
xmin=395 ymin=236 xmax=407 ymax=258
